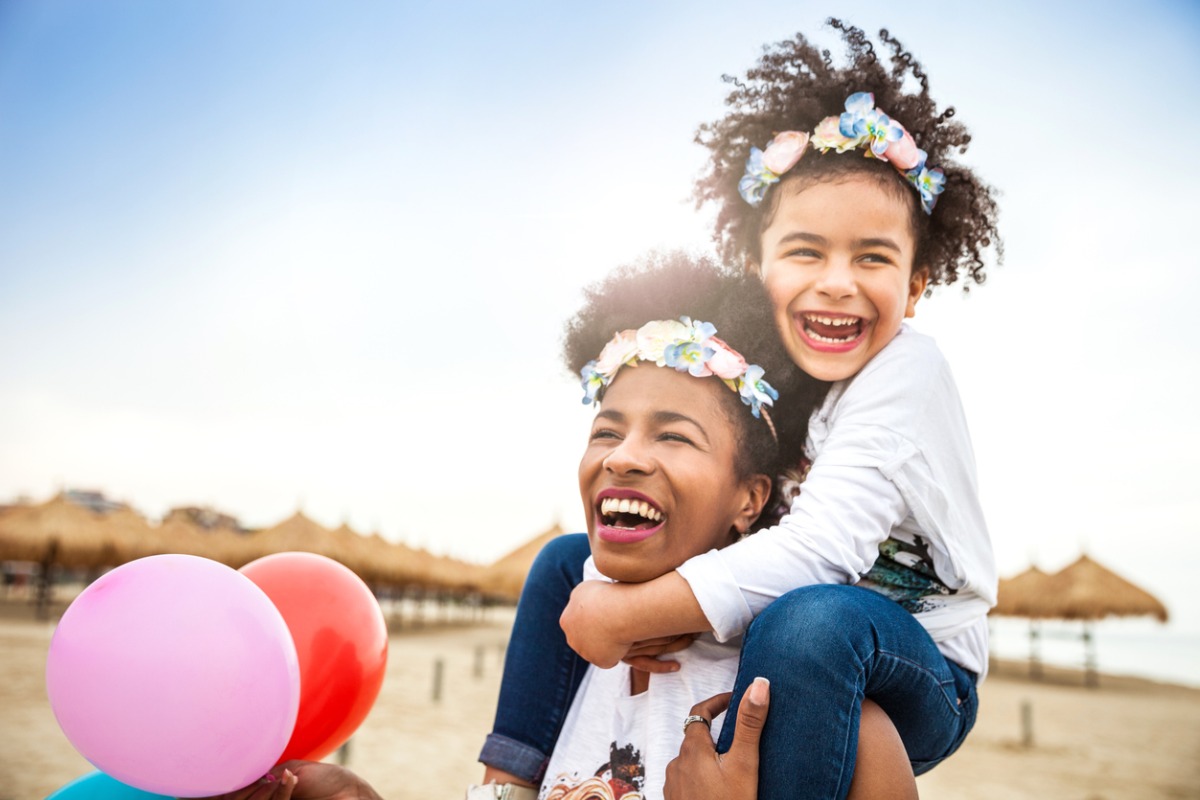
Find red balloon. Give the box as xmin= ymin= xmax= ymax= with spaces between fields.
xmin=240 ymin=552 xmax=388 ymax=763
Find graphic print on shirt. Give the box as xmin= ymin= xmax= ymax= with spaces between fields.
xmin=859 ymin=533 xmax=954 ymax=612
xmin=542 ymin=741 xmax=645 ymax=800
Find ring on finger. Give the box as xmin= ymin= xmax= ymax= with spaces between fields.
xmin=683 ymin=714 xmax=711 ymax=734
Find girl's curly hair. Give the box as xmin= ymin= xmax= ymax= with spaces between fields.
xmin=694 ymin=19 xmax=1002 ymax=289
xmin=564 ymin=251 xmax=828 ymax=519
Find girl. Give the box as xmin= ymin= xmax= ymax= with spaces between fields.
xmin=478 ymin=20 xmax=1002 ymax=800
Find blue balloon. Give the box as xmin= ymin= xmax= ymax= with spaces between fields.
xmin=47 ymin=771 xmax=171 ymax=800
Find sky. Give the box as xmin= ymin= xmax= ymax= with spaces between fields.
xmin=2 ymin=1 xmax=1199 ymax=634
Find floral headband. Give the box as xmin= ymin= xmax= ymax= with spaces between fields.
xmin=580 ymin=317 xmax=779 ymax=438
xmin=738 ymin=92 xmax=946 ymax=214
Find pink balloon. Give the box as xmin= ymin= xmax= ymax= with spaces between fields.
xmin=46 ymin=555 xmax=300 ymax=797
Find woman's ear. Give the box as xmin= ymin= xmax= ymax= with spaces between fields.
xmin=744 ymin=256 xmax=762 ymax=277
xmin=905 ymin=266 xmax=930 ymax=318
xmin=731 ymin=474 xmax=773 ymax=536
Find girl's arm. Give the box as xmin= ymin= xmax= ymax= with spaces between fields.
xmin=562 ymin=463 xmax=907 ymax=666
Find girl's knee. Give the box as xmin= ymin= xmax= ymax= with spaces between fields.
xmin=529 ymin=533 xmax=590 ymax=583
xmin=747 ymin=585 xmax=878 ymax=653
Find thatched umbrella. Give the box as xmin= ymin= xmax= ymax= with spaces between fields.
xmin=992 ymin=556 xmax=1168 ymax=686
xmin=481 ymin=522 xmax=566 ymax=602
xmin=992 ymin=565 xmax=1055 ymax=678
xmin=993 ymin=565 xmax=1053 ymax=618
xmin=152 ymin=516 xmax=258 ymax=567
xmin=0 ymin=493 xmax=150 ymax=569
xmin=1038 ymin=555 xmax=1168 ymax=622
xmin=0 ymin=493 xmax=160 ymax=617
xmin=241 ymin=511 xmax=354 ymax=569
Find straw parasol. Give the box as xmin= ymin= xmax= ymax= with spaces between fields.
xmin=481 ymin=522 xmax=567 ymax=601
xmin=992 ymin=565 xmax=1054 ymax=618
xmin=1037 ymin=554 xmax=1168 ymax=623
xmin=0 ymin=493 xmax=150 ymax=569
xmin=240 ymin=511 xmax=353 ymax=568
xmin=152 ymin=515 xmax=258 ymax=567
xmin=991 ymin=555 xmax=1168 ymax=686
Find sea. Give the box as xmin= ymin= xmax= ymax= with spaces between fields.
xmin=988 ymin=616 xmax=1199 ymax=688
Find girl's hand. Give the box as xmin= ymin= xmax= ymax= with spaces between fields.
xmin=663 ymin=678 xmax=769 ymax=800
xmin=560 ymin=580 xmax=637 ymax=667
xmin=622 ymin=634 xmax=696 ymax=674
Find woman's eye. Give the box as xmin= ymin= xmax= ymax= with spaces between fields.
xmin=660 ymin=432 xmax=694 ymax=445
xmin=784 ymin=247 xmax=819 ymax=259
xmin=860 ymin=253 xmax=894 ymax=266
xmin=590 ymin=428 xmax=620 ymax=441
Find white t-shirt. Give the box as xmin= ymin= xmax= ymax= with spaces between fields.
xmin=676 ymin=325 xmax=996 ymax=677
xmin=540 ymin=636 xmax=740 ymax=800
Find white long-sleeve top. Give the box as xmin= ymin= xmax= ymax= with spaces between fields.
xmin=676 ymin=325 xmax=996 ymax=677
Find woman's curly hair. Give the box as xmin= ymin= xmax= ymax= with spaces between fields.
xmin=694 ymin=19 xmax=1002 ymax=289
xmin=564 ymin=251 xmax=829 ymax=520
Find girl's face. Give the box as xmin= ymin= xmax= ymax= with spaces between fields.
xmin=756 ymin=175 xmax=929 ymax=383
xmin=578 ymin=365 xmax=770 ymax=584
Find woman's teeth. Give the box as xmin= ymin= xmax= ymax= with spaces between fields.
xmin=599 ymin=497 xmax=663 ymax=525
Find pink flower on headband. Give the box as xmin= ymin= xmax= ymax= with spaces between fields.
xmin=875 ymin=128 xmax=921 ymax=170
xmin=706 ymin=337 xmax=749 ymax=380
xmin=594 ymin=330 xmax=639 ymax=374
xmin=761 ymin=131 xmax=810 ymax=175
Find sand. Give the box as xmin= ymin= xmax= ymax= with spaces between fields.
xmin=2 ymin=607 xmax=1198 ymax=800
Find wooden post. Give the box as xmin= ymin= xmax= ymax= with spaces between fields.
xmin=1083 ymin=621 xmax=1098 ymax=688
xmin=1028 ymin=620 xmax=1042 ymax=680
xmin=1020 ymin=699 xmax=1034 ymax=747
xmin=432 ymin=658 xmax=445 ymax=702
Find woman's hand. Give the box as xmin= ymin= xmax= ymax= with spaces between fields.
xmin=195 ymin=761 xmax=384 ymax=800
xmin=663 ymin=677 xmax=769 ymax=800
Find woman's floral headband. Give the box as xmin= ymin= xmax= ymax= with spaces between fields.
xmin=580 ymin=317 xmax=779 ymax=438
xmin=738 ymin=92 xmax=946 ymax=214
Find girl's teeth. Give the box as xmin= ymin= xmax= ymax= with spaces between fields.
xmin=809 ymin=330 xmax=855 ymax=344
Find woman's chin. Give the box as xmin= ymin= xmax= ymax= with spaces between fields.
xmin=592 ymin=554 xmax=659 ymax=584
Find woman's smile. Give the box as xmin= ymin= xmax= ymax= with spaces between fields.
xmin=594 ymin=488 xmax=665 ymax=544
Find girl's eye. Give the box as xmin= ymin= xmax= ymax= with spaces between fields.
xmin=590 ymin=428 xmax=620 ymax=441
xmin=660 ymin=432 xmax=695 ymax=445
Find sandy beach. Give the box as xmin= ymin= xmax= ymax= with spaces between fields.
xmin=2 ymin=608 xmax=1197 ymax=800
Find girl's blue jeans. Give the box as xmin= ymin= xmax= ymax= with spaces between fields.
xmin=478 ymin=534 xmax=978 ymax=797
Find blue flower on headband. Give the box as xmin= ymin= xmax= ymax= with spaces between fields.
xmin=689 ymin=318 xmax=718 ymax=341
xmin=737 ymin=147 xmax=780 ymax=207
xmin=580 ymin=361 xmax=605 ymax=405
xmin=838 ymin=92 xmax=877 ymax=137
xmin=863 ymin=111 xmax=905 ymax=158
xmin=738 ymin=364 xmax=779 ymax=419
xmin=904 ymin=154 xmax=946 ymax=214
xmin=666 ymin=340 xmax=717 ymax=377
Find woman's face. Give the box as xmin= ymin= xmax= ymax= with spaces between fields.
xmin=578 ymin=365 xmax=769 ymax=583
xmin=755 ymin=174 xmax=928 ymax=382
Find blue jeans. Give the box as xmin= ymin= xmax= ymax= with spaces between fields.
xmin=479 ymin=534 xmax=978 ymax=795
xmin=479 ymin=534 xmax=592 ymax=782
xmin=718 ymin=584 xmax=978 ymax=798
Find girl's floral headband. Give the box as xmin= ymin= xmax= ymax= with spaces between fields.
xmin=738 ymin=92 xmax=946 ymax=214
xmin=580 ymin=317 xmax=779 ymax=439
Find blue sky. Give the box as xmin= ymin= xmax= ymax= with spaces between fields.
xmin=2 ymin=1 xmax=1199 ymax=633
